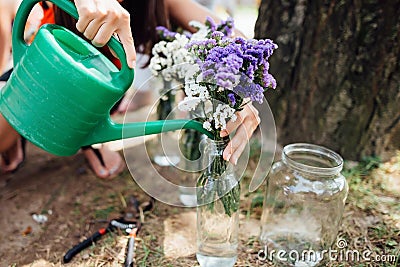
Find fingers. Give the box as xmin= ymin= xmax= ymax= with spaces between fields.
xmin=117 ymin=28 xmax=137 ymax=69
xmin=75 ymin=0 xmax=98 ymax=35
xmin=220 ymin=110 xmax=244 ymax=138
xmin=74 ymin=0 xmax=136 ymax=68
xmin=223 ymin=126 xmax=249 ymax=165
xmin=82 ymin=19 xmax=106 ymax=41
xmin=222 ymin=104 xmax=260 ymax=165
xmin=221 ymin=104 xmax=260 ymax=138
xmin=92 ymin=22 xmax=115 ymax=47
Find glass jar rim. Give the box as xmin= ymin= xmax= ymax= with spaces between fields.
xmin=282 ymin=143 xmax=344 ymax=175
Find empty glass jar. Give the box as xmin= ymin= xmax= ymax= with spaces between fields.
xmin=260 ymin=143 xmax=348 ymax=266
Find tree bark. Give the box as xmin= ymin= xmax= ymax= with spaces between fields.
xmin=255 ymin=0 xmax=400 ymax=160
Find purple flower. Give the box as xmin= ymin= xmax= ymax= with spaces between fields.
xmin=263 ymin=73 xmax=277 ymax=89
xmin=228 ymin=93 xmax=236 ymax=106
xmin=203 ymin=16 xmax=235 ymax=38
xmin=217 ymin=17 xmax=235 ymax=37
xmin=233 ymin=76 xmax=265 ymax=104
xmin=205 ymin=16 xmax=217 ymax=32
xmin=211 ymin=31 xmax=224 ymax=41
xmin=156 ymin=26 xmax=178 ymax=41
xmin=198 ymin=43 xmax=244 ymax=88
xmin=185 ymin=17 xmax=278 ymax=105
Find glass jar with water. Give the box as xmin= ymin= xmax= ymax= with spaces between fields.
xmin=260 ymin=143 xmax=348 ymax=266
xmin=196 ymin=138 xmax=240 ymax=267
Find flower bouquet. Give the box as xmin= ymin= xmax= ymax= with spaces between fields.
xmin=179 ymin=17 xmax=277 ymax=213
xmin=147 ymin=27 xmax=193 ymax=166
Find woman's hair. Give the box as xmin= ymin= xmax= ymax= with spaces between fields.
xmin=123 ymin=0 xmax=170 ymax=54
xmin=54 ymin=0 xmax=170 ymax=55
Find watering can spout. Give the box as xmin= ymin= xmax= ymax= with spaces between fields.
xmin=83 ymin=119 xmax=214 ymax=147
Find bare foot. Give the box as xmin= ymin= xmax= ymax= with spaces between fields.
xmin=82 ymin=145 xmax=125 ymax=179
xmin=0 ymin=137 xmax=25 ymax=174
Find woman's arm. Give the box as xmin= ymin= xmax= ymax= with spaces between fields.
xmin=165 ymin=0 xmax=220 ymax=32
xmin=74 ymin=0 xmax=136 ymax=68
xmin=0 ymin=0 xmax=19 ymax=74
xmin=0 ymin=11 xmax=11 ymax=74
xmin=165 ymin=0 xmax=245 ymax=36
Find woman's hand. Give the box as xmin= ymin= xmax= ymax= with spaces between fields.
xmin=221 ymin=103 xmax=261 ymax=165
xmin=74 ymin=0 xmax=136 ymax=68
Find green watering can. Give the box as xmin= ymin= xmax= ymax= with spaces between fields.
xmin=0 ymin=0 xmax=211 ymax=156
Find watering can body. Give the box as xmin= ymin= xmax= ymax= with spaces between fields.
xmin=0 ymin=0 xmax=211 ymax=156
xmin=1 ymin=23 xmax=128 ymax=156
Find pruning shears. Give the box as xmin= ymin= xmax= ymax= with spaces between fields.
xmin=63 ymin=196 xmax=154 ymax=265
xmin=62 ymin=217 xmax=140 ymax=263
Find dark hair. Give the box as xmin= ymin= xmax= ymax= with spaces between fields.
xmin=54 ymin=0 xmax=170 ymax=55
xmin=123 ymin=0 xmax=169 ymax=54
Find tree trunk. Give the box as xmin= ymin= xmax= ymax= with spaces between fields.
xmin=255 ymin=0 xmax=400 ymax=160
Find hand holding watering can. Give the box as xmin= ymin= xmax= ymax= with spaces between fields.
xmin=0 ymin=0 xmax=211 ymax=156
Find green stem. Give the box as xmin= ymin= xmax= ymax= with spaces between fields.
xmin=197 ymin=138 xmax=240 ymax=217
xmin=157 ymin=90 xmax=175 ymax=120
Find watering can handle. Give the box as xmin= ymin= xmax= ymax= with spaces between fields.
xmin=12 ymin=0 xmax=133 ymax=81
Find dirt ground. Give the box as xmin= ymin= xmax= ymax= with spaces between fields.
xmin=0 ymin=140 xmax=264 ymax=267
xmin=0 ymin=142 xmax=135 ymax=266
xmin=1 ymin=124 xmax=399 ymax=267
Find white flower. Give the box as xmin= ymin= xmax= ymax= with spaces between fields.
xmin=212 ymin=104 xmax=236 ymax=130
xmin=150 ymin=33 xmax=195 ymax=82
xmin=161 ymin=70 xmax=173 ymax=81
xmin=198 ymin=86 xmax=210 ymax=100
xmin=178 ymin=97 xmax=202 ymax=111
xmin=184 ymin=82 xmax=209 ymax=100
xmin=203 ymin=121 xmax=212 ymax=131
xmin=149 ymin=60 xmax=162 ymax=76
xmin=189 ymin=20 xmax=209 ymax=41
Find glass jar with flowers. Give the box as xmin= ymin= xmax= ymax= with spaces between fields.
xmin=147 ymin=27 xmax=193 ymax=166
xmin=176 ymin=17 xmax=278 ymax=266
xmin=177 ymin=109 xmax=206 ymax=206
